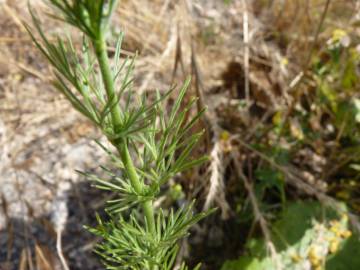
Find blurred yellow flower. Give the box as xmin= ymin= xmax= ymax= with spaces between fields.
xmin=332 ymin=29 xmax=347 ymax=42
xmin=341 ymin=230 xmax=352 ymax=239
xmin=329 ymin=240 xmax=339 ymax=254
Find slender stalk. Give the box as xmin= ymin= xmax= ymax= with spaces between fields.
xmin=93 ymin=34 xmax=156 ymax=236
xmin=118 ymin=141 xmax=156 ymax=235
xmin=93 ymin=35 xmax=122 ymax=129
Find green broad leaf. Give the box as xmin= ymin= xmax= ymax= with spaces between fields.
xmin=326 ymin=234 xmax=360 ymax=270
xmin=221 ymin=257 xmax=263 ymax=270
xmin=222 ymin=201 xmax=360 ymax=270
xmin=271 ymin=201 xmax=339 ymax=251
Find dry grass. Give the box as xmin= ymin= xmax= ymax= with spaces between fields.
xmin=0 ymin=0 xmax=359 ymax=269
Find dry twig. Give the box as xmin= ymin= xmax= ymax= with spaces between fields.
xmin=231 ymin=151 xmax=283 ymax=270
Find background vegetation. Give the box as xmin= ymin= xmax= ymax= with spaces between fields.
xmin=0 ymin=0 xmax=360 ymax=269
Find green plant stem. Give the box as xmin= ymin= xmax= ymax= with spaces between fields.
xmin=93 ymin=35 xmax=156 ymax=236
xmin=118 ymin=141 xmax=156 ymax=234
xmin=93 ymin=36 xmax=122 ymax=128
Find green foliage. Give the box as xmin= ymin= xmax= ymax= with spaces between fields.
xmin=221 ymin=201 xmax=360 ymax=270
xmin=222 ymin=257 xmax=262 ymax=270
xmin=25 ymin=1 xmax=212 ymax=269
xmin=88 ymin=202 xmax=210 ymax=269
xmin=249 ymin=144 xmax=289 ymax=205
xmin=255 ymin=167 xmax=285 ymax=201
xmin=254 ymin=27 xmax=360 ymax=215
xmin=313 ymin=29 xmax=360 ymax=141
xmin=326 ymin=235 xmax=360 ymax=270
xmin=46 ymin=0 xmax=119 ymax=39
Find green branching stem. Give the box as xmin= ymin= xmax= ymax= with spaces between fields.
xmin=93 ymin=34 xmax=156 ymax=236
xmin=93 ymin=35 xmax=122 ymax=128
xmin=26 ymin=2 xmax=213 ymax=269
xmin=118 ymin=141 xmax=156 ymax=236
